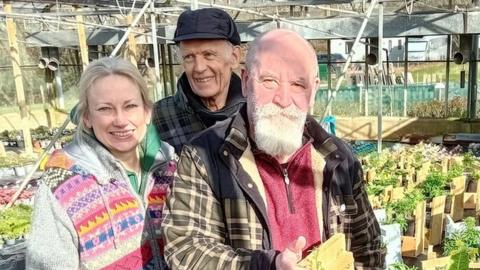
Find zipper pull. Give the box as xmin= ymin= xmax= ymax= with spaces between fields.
xmin=283 ymin=168 xmax=296 ymax=214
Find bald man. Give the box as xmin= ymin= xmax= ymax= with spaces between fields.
xmin=162 ymin=29 xmax=385 ymax=269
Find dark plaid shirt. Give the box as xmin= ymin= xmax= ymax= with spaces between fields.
xmin=162 ymin=109 xmax=385 ymax=270
xmin=152 ymin=73 xmax=244 ymax=154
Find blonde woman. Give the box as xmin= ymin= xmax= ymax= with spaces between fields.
xmin=27 ymin=57 xmax=175 ymax=270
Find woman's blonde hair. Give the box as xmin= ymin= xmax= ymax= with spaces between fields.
xmin=74 ymin=57 xmax=151 ymax=141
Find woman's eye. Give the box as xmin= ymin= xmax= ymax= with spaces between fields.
xmin=97 ymin=107 xmax=111 ymax=112
xmin=126 ymin=104 xmax=138 ymax=109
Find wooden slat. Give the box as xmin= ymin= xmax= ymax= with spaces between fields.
xmin=299 ymin=233 xmax=353 ymax=270
xmin=441 ymin=158 xmax=449 ymax=174
xmin=4 ymin=0 xmax=33 ymax=154
xmin=421 ymin=255 xmax=451 ymax=269
xmin=402 ymin=201 xmax=426 ymax=257
xmin=464 ymin=192 xmax=476 ymax=209
xmin=429 ymin=195 xmax=445 ymax=246
xmin=390 ymin=187 xmax=405 ymax=202
xmin=126 ymin=14 xmax=138 ymax=67
xmin=451 ymin=175 xmax=466 ymax=221
xmin=75 ymin=8 xmax=89 ymax=70
xmin=383 ymin=185 xmax=394 ymax=203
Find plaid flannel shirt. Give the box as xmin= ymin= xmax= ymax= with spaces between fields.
xmin=162 ymin=110 xmax=385 ymax=270
xmin=152 ymin=73 xmax=244 ymax=154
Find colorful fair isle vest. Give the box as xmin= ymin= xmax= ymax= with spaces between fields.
xmin=43 ymin=150 xmax=175 ymax=270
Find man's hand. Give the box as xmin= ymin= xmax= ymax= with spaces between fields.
xmin=275 ymin=236 xmax=307 ymax=270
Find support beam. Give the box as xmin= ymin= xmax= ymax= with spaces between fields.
xmin=377 ymin=1 xmax=383 ymax=153
xmin=110 ymin=0 xmax=152 ymax=57
xmin=75 ymin=7 xmax=89 ymax=70
xmin=4 ymin=0 xmax=33 ymax=154
xmin=160 ymin=44 xmax=168 ymax=99
xmin=25 ymin=12 xmax=480 ymax=48
xmin=322 ymin=0 xmax=378 ymax=120
xmin=150 ymin=1 xmax=161 ymax=101
xmin=467 ymin=34 xmax=478 ymax=119
xmin=126 ymin=14 xmax=138 ymax=67
xmin=167 ymin=45 xmax=176 ymax=95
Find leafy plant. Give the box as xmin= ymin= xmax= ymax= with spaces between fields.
xmin=366 ymin=176 xmax=399 ymax=196
xmin=418 ymin=170 xmax=448 ymax=200
xmin=448 ymin=243 xmax=471 ymax=270
xmin=385 ymin=189 xmax=424 ymax=232
xmin=0 ymin=204 xmax=33 ymax=240
xmin=388 ymin=262 xmax=418 ymax=270
xmin=443 ymin=217 xmax=480 ymax=263
xmin=447 ymin=163 xmax=464 ymax=182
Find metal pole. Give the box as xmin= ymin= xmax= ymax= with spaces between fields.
xmin=445 ymin=35 xmax=451 ymax=116
xmin=160 ymin=44 xmax=169 ymax=97
xmin=150 ymin=0 xmax=161 ymax=101
xmin=110 ymin=0 xmax=152 ymax=57
xmin=54 ymin=68 xmax=65 ymax=109
xmin=404 ymin=37 xmax=408 ymax=117
xmin=321 ymin=0 xmax=378 ymax=120
xmin=191 ymin=0 xmax=199 ymax=10
xmin=377 ymin=1 xmax=383 ymax=153
xmin=467 ymin=34 xmax=478 ymax=119
xmin=167 ymin=45 xmax=176 ymax=95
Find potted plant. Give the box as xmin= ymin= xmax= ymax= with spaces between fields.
xmin=443 ymin=217 xmax=480 ymax=265
xmin=0 ymin=204 xmax=33 ymax=245
xmin=385 ymin=189 xmax=424 ymax=236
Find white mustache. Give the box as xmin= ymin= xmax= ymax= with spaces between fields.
xmin=257 ymin=103 xmax=305 ymax=119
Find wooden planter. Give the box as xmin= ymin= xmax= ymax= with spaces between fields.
xmin=298 ymin=233 xmax=354 ymax=270
xmin=450 ymin=175 xmax=466 ymax=221
xmin=427 ymin=195 xmax=446 ymax=246
xmin=401 ymin=200 xmax=426 ymax=258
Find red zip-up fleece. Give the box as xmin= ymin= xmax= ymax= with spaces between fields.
xmin=254 ymin=142 xmax=321 ymax=256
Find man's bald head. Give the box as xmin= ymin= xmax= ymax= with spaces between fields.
xmin=245 ymin=29 xmax=318 ymax=75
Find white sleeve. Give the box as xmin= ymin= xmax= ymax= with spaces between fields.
xmin=26 ymin=184 xmax=79 ymax=270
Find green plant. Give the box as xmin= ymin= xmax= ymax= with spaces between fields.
xmin=443 ymin=217 xmax=480 ymax=263
xmin=447 ymin=163 xmax=464 ymax=182
xmin=448 ymin=243 xmax=471 ymax=270
xmin=385 ymin=189 xmax=424 ymax=232
xmin=388 ymin=262 xmax=418 ymax=270
xmin=407 ymin=96 xmax=467 ymax=118
xmin=418 ymin=170 xmax=448 ymax=200
xmin=366 ymin=176 xmax=399 ymax=196
xmin=0 ymin=204 xmax=33 ymax=240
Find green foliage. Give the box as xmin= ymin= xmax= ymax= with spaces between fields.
xmin=366 ymin=176 xmax=399 ymax=196
xmin=448 ymin=245 xmax=471 ymax=270
xmin=0 ymin=204 xmax=33 ymax=240
xmin=418 ymin=170 xmax=448 ymax=200
xmin=443 ymin=217 xmax=480 ymax=263
xmin=388 ymin=262 xmax=418 ymax=270
xmin=407 ymin=96 xmax=467 ymax=118
xmin=447 ymin=163 xmax=464 ymax=181
xmin=385 ymin=189 xmax=424 ymax=232
xmin=0 ymin=152 xmax=37 ymax=168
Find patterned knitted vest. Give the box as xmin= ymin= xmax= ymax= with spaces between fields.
xmin=44 ymin=150 xmax=175 ymax=269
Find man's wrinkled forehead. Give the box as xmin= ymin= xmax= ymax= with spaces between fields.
xmin=253 ymin=30 xmax=316 ymax=73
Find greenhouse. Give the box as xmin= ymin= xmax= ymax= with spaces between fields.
xmin=0 ymin=0 xmax=480 ymax=269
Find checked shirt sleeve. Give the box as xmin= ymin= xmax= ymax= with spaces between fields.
xmin=349 ymin=158 xmax=386 ymax=269
xmin=162 ymin=145 xmax=255 ymax=270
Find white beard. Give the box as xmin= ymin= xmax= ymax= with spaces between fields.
xmin=250 ymin=102 xmax=307 ymax=158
